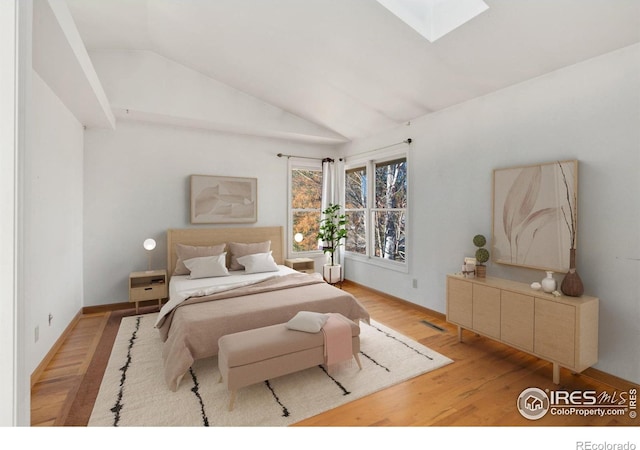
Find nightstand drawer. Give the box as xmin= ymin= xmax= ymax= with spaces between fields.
xmin=130 ymin=284 xmax=167 ymax=302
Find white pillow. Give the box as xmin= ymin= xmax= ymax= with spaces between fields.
xmin=236 ymin=251 xmax=278 ymax=274
xmin=183 ymin=253 xmax=229 ymax=279
xmin=286 ymin=311 xmax=330 ymax=333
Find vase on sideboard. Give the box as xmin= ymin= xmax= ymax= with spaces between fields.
xmin=561 ymin=248 xmax=584 ymax=297
xmin=541 ymin=271 xmax=556 ymax=293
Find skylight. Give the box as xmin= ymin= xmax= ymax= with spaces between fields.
xmin=376 ymin=0 xmax=489 ymax=43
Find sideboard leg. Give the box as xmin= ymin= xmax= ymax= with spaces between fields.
xmin=553 ymin=363 xmax=560 ymax=384
xmin=457 ymin=326 xmax=463 ymax=342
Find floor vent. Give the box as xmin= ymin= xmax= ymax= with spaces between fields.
xmin=421 ymin=319 xmax=445 ymax=332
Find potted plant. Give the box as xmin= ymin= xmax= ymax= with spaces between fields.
xmin=317 ymin=203 xmax=347 ymax=284
xmin=473 ymin=234 xmax=490 ymax=278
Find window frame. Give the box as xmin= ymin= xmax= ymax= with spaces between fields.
xmin=343 ymin=149 xmax=409 ymax=273
xmin=344 ymin=166 xmax=368 ymax=257
xmin=287 ymin=157 xmax=324 ymax=258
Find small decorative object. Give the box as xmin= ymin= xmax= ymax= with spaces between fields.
xmin=530 ymin=282 xmax=541 ymax=291
xmin=541 ymin=271 xmax=557 ymax=293
xmin=317 ymin=203 xmax=347 ymax=284
xmin=462 ymin=257 xmax=476 ymax=278
xmin=473 ymin=234 xmax=490 ymax=278
xmin=556 ymin=161 xmax=583 ymax=296
xmin=561 ymin=248 xmax=584 ymax=297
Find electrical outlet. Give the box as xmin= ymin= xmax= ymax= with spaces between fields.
xmin=412 ymin=278 xmax=418 ymax=288
xmin=35 ymin=326 xmax=39 ymax=343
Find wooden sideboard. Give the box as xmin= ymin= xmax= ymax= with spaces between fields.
xmin=446 ymin=274 xmax=599 ymax=384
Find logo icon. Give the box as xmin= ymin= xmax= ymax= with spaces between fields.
xmin=517 ymin=387 xmax=550 ymax=420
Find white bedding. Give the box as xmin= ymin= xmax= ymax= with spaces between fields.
xmin=155 ymin=265 xmax=298 ymax=327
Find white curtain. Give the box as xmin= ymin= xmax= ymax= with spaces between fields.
xmin=321 ymin=158 xmax=334 ymax=213
xmin=320 ymin=158 xmax=345 ymax=278
xmin=319 ymin=158 xmax=334 ymax=258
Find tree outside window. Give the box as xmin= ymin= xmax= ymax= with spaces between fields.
xmin=374 ymin=158 xmax=406 ymax=262
xmin=344 ymin=156 xmax=407 ymax=263
xmin=345 ymin=167 xmax=367 ymax=255
xmin=291 ymin=166 xmax=322 ymax=253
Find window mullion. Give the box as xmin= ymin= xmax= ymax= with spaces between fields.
xmin=366 ymin=160 xmax=374 ymax=258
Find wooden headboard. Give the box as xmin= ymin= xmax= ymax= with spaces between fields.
xmin=166 ymin=226 xmax=284 ymax=278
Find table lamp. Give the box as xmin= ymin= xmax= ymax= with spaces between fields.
xmin=143 ymin=238 xmax=156 ymax=271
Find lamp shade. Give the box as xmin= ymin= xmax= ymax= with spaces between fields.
xmin=143 ymin=238 xmax=156 ymax=251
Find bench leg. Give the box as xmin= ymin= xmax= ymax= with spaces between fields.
xmin=353 ymin=353 xmax=362 ymax=370
xmin=228 ymin=391 xmax=236 ymax=411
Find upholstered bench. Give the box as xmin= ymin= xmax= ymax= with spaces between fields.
xmin=218 ymin=313 xmax=361 ymax=411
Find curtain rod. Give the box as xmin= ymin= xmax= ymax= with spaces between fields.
xmin=340 ymin=138 xmax=412 ymax=161
xmin=277 ymin=138 xmax=412 ymax=161
xmin=276 ymin=153 xmax=335 ymax=161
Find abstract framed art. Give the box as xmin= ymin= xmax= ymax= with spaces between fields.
xmin=190 ymin=175 xmax=257 ymax=224
xmin=492 ymin=160 xmax=578 ymax=273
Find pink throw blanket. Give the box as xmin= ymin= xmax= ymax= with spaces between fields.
xmin=322 ymin=313 xmax=353 ymax=371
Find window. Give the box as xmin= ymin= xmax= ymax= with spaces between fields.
xmin=289 ymin=159 xmax=323 ymax=254
xmin=344 ymin=155 xmax=407 ymax=266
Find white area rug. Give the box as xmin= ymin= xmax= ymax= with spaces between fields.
xmin=89 ymin=312 xmax=453 ymax=426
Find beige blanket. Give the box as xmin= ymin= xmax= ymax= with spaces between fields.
xmin=158 ymin=272 xmax=370 ymax=391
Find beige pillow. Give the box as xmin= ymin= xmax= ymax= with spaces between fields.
xmin=174 ymin=243 xmax=226 ymax=275
xmin=286 ymin=311 xmax=329 ymax=333
xmin=228 ymin=240 xmax=271 ymax=270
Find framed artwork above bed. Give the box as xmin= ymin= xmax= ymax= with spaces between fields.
xmin=190 ymin=175 xmax=257 ymax=224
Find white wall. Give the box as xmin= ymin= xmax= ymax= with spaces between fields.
xmin=25 ymin=71 xmax=84 ymax=373
xmin=341 ymin=44 xmax=640 ymax=384
xmin=83 ymin=120 xmax=333 ymax=306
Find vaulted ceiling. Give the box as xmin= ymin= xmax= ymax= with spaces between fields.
xmin=65 ymin=0 xmax=640 ymax=143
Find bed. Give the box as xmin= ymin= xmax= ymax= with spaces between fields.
xmin=156 ymin=226 xmax=370 ymax=391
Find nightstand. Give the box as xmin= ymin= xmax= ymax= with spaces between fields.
xmin=129 ymin=269 xmax=168 ymax=314
xmin=284 ymin=258 xmax=315 ymax=274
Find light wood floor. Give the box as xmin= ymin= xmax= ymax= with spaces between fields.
xmin=31 ymin=280 xmax=638 ymax=427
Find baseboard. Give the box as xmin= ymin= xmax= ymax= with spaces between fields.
xmin=30 ymin=310 xmax=83 ymax=389
xmin=31 ymin=303 xmax=152 ymax=389
xmin=582 ymin=367 xmax=639 ymax=391
xmin=82 ymin=299 xmax=163 ymax=315
xmin=342 ymin=278 xmax=446 ymax=321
